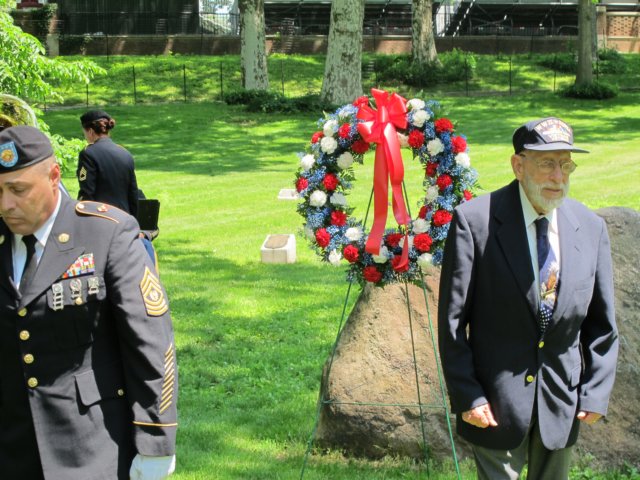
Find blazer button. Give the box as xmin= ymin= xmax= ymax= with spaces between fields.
xmin=23 ymin=354 xmax=35 ymax=364
xmin=19 ymin=330 xmax=30 ymax=341
xmin=27 ymin=377 xmax=38 ymax=388
xmin=18 ymin=308 xmax=28 ymax=317
xmin=117 ymin=389 xmax=125 ymax=397
xmin=526 ymin=374 xmax=535 ymax=384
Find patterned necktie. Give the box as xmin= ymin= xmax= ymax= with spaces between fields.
xmin=19 ymin=234 xmax=38 ymax=295
xmin=535 ymin=217 xmax=557 ymax=334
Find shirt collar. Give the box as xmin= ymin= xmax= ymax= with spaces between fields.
xmin=518 ymin=182 xmax=557 ymax=231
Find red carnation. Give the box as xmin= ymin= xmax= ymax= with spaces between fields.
xmin=433 ymin=210 xmax=453 ymax=227
xmin=434 ymin=118 xmax=454 ymax=133
xmin=311 ymin=131 xmax=324 ymax=144
xmin=451 ymin=135 xmax=467 ymax=154
xmin=464 ymin=189 xmax=473 ymax=201
xmin=436 ymin=174 xmax=453 ymax=191
xmin=315 ymin=228 xmax=330 ymax=248
xmin=425 ymin=162 xmax=438 ymax=177
xmin=391 ymin=255 xmax=409 ymax=272
xmin=339 ymin=123 xmax=352 ymax=139
xmin=408 ymin=130 xmax=425 ymax=148
xmin=323 ymin=173 xmax=339 ymax=191
xmin=418 ymin=205 xmax=430 ymax=219
xmin=385 ymin=233 xmax=403 ymax=248
xmin=330 ymin=210 xmax=347 ymax=226
xmin=296 ymin=177 xmax=308 ymax=192
xmin=353 ymin=96 xmax=369 ymax=108
xmin=351 ymin=139 xmax=370 ymax=154
xmin=343 ymin=245 xmax=360 ymax=263
xmin=414 ymin=233 xmax=433 ymax=253
xmin=363 ymin=265 xmax=382 ymax=283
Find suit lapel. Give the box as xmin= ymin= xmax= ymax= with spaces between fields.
xmin=0 ymin=223 xmax=19 ymax=297
xmin=19 ymin=196 xmax=85 ymax=308
xmin=548 ymin=203 xmax=581 ymax=330
xmin=494 ymin=181 xmax=539 ymax=320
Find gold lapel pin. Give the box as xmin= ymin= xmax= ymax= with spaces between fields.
xmin=58 ymin=233 xmax=70 ymax=243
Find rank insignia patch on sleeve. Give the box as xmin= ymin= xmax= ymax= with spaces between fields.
xmin=79 ymin=166 xmax=87 ymax=181
xmin=140 ymin=266 xmax=168 ymax=316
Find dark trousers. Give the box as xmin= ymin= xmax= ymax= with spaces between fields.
xmin=472 ymin=420 xmax=572 ymax=480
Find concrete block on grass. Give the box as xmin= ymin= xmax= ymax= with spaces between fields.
xmin=261 ymin=234 xmax=296 ymax=264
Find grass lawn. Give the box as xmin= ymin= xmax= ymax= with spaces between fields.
xmin=44 ymin=90 xmax=640 ymax=479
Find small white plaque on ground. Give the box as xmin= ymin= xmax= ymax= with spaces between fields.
xmin=278 ymin=188 xmax=299 ymax=200
xmin=261 ymin=234 xmax=296 ymax=264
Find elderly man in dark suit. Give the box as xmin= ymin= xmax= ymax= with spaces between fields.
xmin=438 ymin=117 xmax=618 ymax=479
xmin=0 ymin=126 xmax=177 ymax=479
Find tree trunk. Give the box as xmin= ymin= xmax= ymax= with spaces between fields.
xmin=412 ymin=0 xmax=439 ymax=65
xmin=320 ymin=0 xmax=365 ymax=105
xmin=576 ymin=0 xmax=595 ymax=86
xmin=239 ymin=0 xmax=269 ymax=90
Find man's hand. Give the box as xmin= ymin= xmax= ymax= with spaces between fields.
xmin=461 ymin=403 xmax=498 ymax=429
xmin=577 ymin=411 xmax=602 ymax=425
xmin=129 ymin=454 xmax=176 ymax=480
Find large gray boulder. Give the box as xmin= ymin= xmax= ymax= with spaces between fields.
xmin=315 ymin=206 xmax=639 ymax=469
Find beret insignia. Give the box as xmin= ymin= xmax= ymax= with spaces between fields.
xmin=0 ymin=142 xmax=19 ymax=168
xmin=140 ymin=266 xmax=168 ymax=316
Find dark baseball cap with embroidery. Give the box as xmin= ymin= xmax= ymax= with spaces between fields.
xmin=512 ymin=117 xmax=588 ymax=154
xmin=0 ymin=125 xmax=54 ymax=173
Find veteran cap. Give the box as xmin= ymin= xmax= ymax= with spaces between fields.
xmin=0 ymin=125 xmax=54 ymax=173
xmin=512 ymin=117 xmax=588 ymax=154
xmin=80 ymin=110 xmax=112 ymax=126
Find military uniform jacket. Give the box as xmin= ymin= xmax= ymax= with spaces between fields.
xmin=77 ymin=137 xmax=139 ymax=217
xmin=0 ymin=195 xmax=177 ymax=480
xmin=438 ymin=180 xmax=618 ymax=451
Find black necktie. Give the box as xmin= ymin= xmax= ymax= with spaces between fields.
xmin=20 ymin=234 xmax=38 ymax=294
xmin=535 ymin=217 xmax=550 ymax=271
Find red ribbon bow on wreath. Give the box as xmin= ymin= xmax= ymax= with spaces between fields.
xmin=357 ymin=89 xmax=411 ymax=270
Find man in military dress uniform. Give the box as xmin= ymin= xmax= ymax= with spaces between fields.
xmin=0 ymin=126 xmax=177 ymax=479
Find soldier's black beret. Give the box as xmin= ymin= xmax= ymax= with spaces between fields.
xmin=80 ymin=110 xmax=112 ymax=126
xmin=0 ymin=125 xmax=54 ymax=173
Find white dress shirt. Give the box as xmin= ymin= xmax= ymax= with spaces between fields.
xmin=518 ymin=183 xmax=560 ymax=300
xmin=12 ymin=194 xmax=62 ymax=288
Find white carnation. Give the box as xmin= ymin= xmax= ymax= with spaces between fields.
xmin=397 ymin=132 xmax=409 ymax=148
xmin=413 ymin=218 xmax=430 ymax=234
xmin=427 ymin=138 xmax=444 ymax=156
xmin=417 ymin=252 xmax=434 ymax=271
xmin=455 ymin=152 xmax=471 ymax=168
xmin=328 ymin=249 xmax=342 ymax=266
xmin=425 ymin=185 xmax=439 ymax=203
xmin=300 ymin=154 xmax=315 ymax=171
xmin=337 ymin=151 xmax=354 ymax=170
xmin=372 ymin=245 xmax=389 ymax=264
xmin=320 ymin=136 xmax=338 ymax=154
xmin=399 ymin=235 xmax=414 ymax=250
xmin=345 ymin=227 xmax=363 ymax=242
xmin=323 ymin=119 xmax=338 ymax=137
xmin=330 ymin=192 xmax=347 ymax=207
xmin=407 ymin=98 xmax=426 ymax=111
xmin=304 ymin=226 xmax=315 ymax=241
xmin=309 ymin=190 xmax=327 ymax=207
xmin=412 ymin=109 xmax=429 ymax=128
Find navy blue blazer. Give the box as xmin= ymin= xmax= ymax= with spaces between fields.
xmin=438 ymin=180 xmax=618 ymax=450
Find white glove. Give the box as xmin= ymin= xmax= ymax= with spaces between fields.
xmin=129 ymin=454 xmax=176 ymax=480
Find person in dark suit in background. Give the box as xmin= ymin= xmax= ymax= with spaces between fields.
xmin=438 ymin=117 xmax=618 ymax=479
xmin=0 ymin=125 xmax=177 ymax=479
xmin=77 ymin=110 xmax=139 ymax=218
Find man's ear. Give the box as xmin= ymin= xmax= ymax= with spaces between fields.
xmin=49 ymin=160 xmax=61 ymax=190
xmin=511 ymin=153 xmax=524 ymax=181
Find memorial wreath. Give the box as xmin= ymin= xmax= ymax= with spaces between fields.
xmin=294 ymin=89 xmax=479 ymax=287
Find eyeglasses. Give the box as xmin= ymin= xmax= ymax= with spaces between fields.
xmin=519 ymin=154 xmax=577 ymax=175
